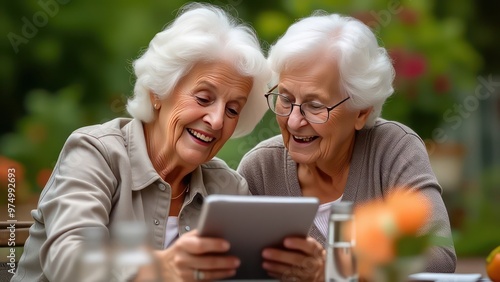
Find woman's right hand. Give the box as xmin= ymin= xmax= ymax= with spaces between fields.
xmin=153 ymin=230 xmax=240 ymax=281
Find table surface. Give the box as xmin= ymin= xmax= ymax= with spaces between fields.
xmin=456 ymin=257 xmax=488 ymax=277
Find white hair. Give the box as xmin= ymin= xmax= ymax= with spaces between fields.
xmin=127 ymin=3 xmax=271 ymax=138
xmin=267 ymin=11 xmax=395 ymax=127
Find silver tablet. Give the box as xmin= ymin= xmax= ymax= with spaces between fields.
xmin=197 ymin=194 xmax=320 ymax=280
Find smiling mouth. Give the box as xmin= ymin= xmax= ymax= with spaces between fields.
xmin=187 ymin=128 xmax=214 ymax=143
xmin=293 ymin=135 xmax=318 ymax=143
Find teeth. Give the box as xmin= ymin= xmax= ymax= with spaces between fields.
xmin=188 ymin=129 xmax=214 ymax=142
xmin=294 ymin=135 xmax=315 ymax=142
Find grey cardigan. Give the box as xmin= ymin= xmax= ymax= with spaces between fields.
xmin=12 ymin=118 xmax=250 ymax=282
xmin=238 ymin=118 xmax=456 ymax=273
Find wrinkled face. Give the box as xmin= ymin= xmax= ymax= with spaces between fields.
xmin=156 ymin=61 xmax=253 ymax=166
xmin=276 ymin=55 xmax=362 ymax=165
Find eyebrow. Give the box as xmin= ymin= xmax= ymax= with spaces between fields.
xmin=198 ymin=81 xmax=217 ymax=92
xmin=279 ymin=85 xmax=323 ymax=99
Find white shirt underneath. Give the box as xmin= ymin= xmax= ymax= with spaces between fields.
xmin=314 ymin=196 xmax=343 ymax=238
xmin=164 ymin=216 xmax=179 ymax=248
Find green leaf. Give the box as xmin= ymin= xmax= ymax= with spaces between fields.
xmin=396 ymin=234 xmax=431 ymax=257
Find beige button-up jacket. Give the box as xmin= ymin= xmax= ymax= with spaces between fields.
xmin=12 ymin=118 xmax=250 ymax=281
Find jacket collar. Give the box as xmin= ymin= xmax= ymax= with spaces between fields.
xmin=186 ymin=165 xmax=209 ymax=200
xmin=125 ymin=119 xmax=161 ymax=191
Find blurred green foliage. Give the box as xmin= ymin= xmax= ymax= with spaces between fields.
xmin=1 ymin=0 xmax=498 ymax=256
xmin=453 ymin=166 xmax=500 ymax=256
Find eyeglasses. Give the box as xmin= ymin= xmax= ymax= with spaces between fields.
xmin=265 ymin=84 xmax=350 ymax=124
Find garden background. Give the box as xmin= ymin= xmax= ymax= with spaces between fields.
xmin=1 ymin=0 xmax=499 ymax=263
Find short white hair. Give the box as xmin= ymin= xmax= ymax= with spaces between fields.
xmin=268 ymin=12 xmax=395 ymax=127
xmin=127 ymin=3 xmax=271 ymax=138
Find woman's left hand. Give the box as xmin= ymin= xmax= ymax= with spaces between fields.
xmin=261 ymin=236 xmax=325 ymax=282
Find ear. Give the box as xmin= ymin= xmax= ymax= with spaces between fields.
xmin=354 ymin=107 xmax=373 ymax=130
xmin=149 ymin=92 xmax=160 ymax=110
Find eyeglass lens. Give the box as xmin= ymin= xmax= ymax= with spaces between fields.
xmin=267 ymin=94 xmax=330 ymax=123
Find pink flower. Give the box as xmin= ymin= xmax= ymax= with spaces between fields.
xmin=390 ymin=48 xmax=427 ymax=79
xmin=398 ymin=8 xmax=420 ymax=26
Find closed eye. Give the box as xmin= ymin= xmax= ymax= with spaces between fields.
xmin=307 ymin=101 xmax=326 ymax=109
xmin=278 ymin=95 xmax=292 ymax=108
xmin=195 ymin=96 xmax=213 ymax=106
xmin=226 ymin=107 xmax=239 ymax=118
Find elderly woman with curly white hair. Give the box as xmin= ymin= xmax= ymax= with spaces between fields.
xmin=11 ymin=3 xmax=270 ymax=282
xmin=238 ymin=11 xmax=456 ymax=281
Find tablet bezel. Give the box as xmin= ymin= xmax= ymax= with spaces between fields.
xmin=197 ymin=195 xmax=320 ymax=280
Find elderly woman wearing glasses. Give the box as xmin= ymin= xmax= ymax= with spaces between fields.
xmin=238 ymin=12 xmax=456 ymax=281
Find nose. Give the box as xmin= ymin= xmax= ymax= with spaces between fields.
xmin=203 ymin=104 xmax=224 ymax=130
xmin=287 ymin=105 xmax=308 ymax=130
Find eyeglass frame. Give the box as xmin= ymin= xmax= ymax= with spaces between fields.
xmin=264 ymin=84 xmax=351 ymax=124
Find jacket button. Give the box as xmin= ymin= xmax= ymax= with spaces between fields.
xmin=185 ymin=226 xmax=191 ymax=231
xmin=154 ymin=219 xmax=160 ymax=225
xmin=158 ymin=184 xmax=166 ymax=191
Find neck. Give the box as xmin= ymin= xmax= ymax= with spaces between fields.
xmin=298 ymin=163 xmax=349 ymax=203
xmin=297 ymin=138 xmax=355 ymax=202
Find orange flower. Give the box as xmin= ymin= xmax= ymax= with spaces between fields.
xmin=353 ymin=201 xmax=396 ymax=264
xmin=351 ymin=189 xmax=432 ymax=279
xmin=36 ymin=168 xmax=53 ymax=189
xmin=386 ymin=189 xmax=431 ymax=235
xmin=352 ymin=202 xmax=396 ymax=277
